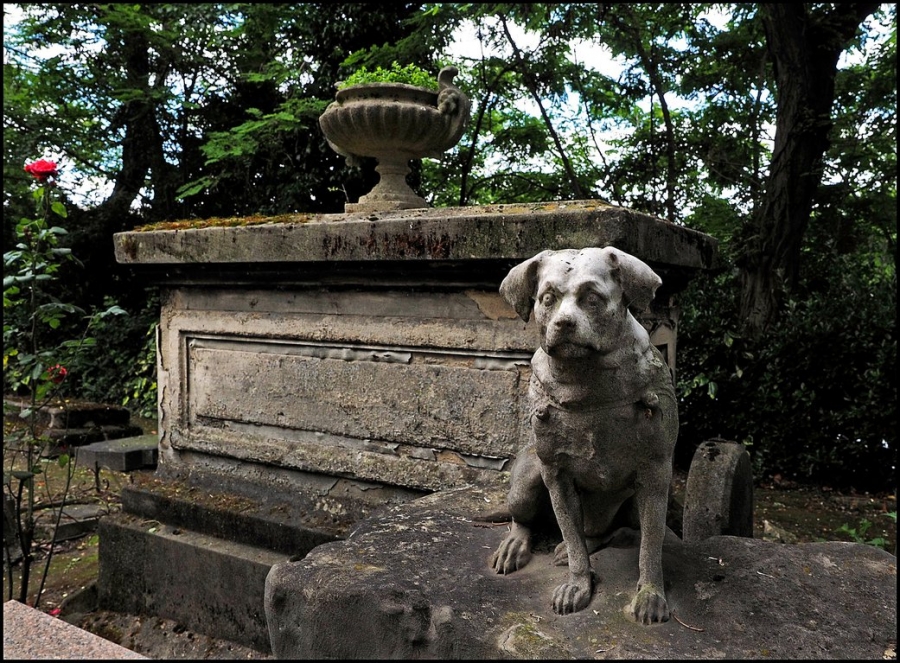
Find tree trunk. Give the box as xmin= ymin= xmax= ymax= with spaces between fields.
xmin=737 ymin=2 xmax=879 ymax=338
xmin=94 ymin=20 xmax=156 ymax=224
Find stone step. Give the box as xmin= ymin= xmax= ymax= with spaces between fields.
xmin=120 ymin=471 xmax=345 ymax=557
xmin=95 ymin=470 xmax=354 ymax=652
xmin=76 ymin=434 xmax=158 ymax=472
xmin=98 ymin=512 xmax=288 ymax=653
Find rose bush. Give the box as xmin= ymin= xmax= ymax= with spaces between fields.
xmin=46 ymin=364 xmax=68 ymax=384
xmin=3 ymin=158 xmax=125 ymax=608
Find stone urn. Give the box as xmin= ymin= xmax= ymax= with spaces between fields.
xmin=319 ymin=66 xmax=470 ymax=213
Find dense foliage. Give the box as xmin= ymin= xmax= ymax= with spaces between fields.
xmin=3 ymin=3 xmax=895 ymax=491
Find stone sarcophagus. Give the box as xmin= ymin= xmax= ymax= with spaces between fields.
xmin=105 ymin=201 xmax=717 ymax=651
xmin=116 ymin=202 xmax=716 ymax=501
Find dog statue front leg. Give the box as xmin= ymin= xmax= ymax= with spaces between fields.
xmin=491 ymin=445 xmax=546 ymax=574
xmin=542 ymin=467 xmax=592 ymax=614
xmin=631 ymin=474 xmax=671 ymax=624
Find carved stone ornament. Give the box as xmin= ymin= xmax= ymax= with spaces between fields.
xmin=319 ymin=66 xmax=470 ymax=213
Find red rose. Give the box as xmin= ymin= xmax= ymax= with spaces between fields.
xmin=24 ymin=159 xmax=59 ymax=182
xmin=47 ymin=364 xmax=68 ymax=384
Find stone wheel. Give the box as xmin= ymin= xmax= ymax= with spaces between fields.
xmin=682 ymin=439 xmax=754 ymax=542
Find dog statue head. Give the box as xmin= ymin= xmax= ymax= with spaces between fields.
xmin=500 ymin=247 xmax=662 ymax=358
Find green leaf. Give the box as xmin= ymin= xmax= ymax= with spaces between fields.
xmin=97 ymin=305 xmax=128 ymax=318
xmin=50 ymin=201 xmax=67 ymax=218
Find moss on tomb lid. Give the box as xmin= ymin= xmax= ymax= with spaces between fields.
xmin=133 ymin=213 xmax=312 ymax=232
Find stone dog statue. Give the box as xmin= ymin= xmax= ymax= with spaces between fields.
xmin=491 ymin=247 xmax=678 ymax=623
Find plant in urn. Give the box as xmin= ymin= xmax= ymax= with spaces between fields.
xmin=319 ymin=64 xmax=470 ymax=213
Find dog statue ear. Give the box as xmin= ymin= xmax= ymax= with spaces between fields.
xmin=603 ymin=247 xmax=662 ymax=312
xmin=500 ymin=250 xmax=553 ymax=322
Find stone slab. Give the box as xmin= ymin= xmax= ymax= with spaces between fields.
xmin=189 ymin=342 xmax=526 ymax=456
xmin=265 ymin=485 xmax=898 ymax=659
xmin=98 ymin=512 xmax=288 ymax=653
xmin=114 ymin=201 xmax=719 ymax=273
xmin=96 ymin=465 xmax=421 ymax=652
xmin=76 ymin=434 xmax=159 ymax=472
xmin=119 ymin=471 xmax=347 ymax=555
xmin=3 ymin=599 xmax=147 ymax=660
xmin=35 ymin=503 xmax=106 ymax=542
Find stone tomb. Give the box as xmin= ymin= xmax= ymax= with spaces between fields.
xmin=104 ymin=201 xmax=718 ymax=651
xmin=265 ymin=483 xmax=897 ymax=659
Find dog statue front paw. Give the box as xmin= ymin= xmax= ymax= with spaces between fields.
xmin=491 ymin=523 xmax=532 ymax=574
xmin=630 ymin=583 xmax=670 ymax=624
xmin=552 ymin=576 xmax=592 ymax=614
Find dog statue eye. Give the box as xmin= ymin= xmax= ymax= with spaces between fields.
xmin=540 ymin=292 xmax=556 ymax=307
xmin=584 ymin=292 xmax=605 ymax=307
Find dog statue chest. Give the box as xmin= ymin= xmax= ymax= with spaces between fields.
xmin=530 ymin=397 xmax=642 ymax=492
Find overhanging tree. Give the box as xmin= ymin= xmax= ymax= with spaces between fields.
xmin=736 ymin=2 xmax=882 ymax=338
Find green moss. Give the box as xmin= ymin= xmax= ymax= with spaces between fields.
xmin=134 ymin=213 xmax=311 ymax=233
xmin=499 ymin=611 xmax=571 ymax=658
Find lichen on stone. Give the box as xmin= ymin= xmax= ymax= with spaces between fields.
xmin=134 ymin=213 xmax=312 ymax=233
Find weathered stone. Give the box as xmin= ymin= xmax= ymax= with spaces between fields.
xmin=109 ymin=202 xmax=719 ymax=651
xmin=114 ymin=201 xmax=719 ymax=271
xmin=683 ymin=440 xmax=754 ymax=542
xmin=97 ymin=467 xmax=411 ymax=652
xmin=116 ymin=205 xmax=708 ymax=503
xmin=99 ymin=512 xmax=283 ymax=653
xmin=265 ymin=485 xmax=898 ymax=660
xmin=319 ymin=66 xmax=471 ymax=213
xmin=76 ymin=434 xmax=158 ymax=472
xmin=488 ymin=248 xmax=679 ymax=621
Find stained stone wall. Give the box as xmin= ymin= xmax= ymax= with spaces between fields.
xmin=158 ymin=287 xmax=533 ymax=492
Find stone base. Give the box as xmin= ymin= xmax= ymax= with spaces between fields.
xmin=4 ymin=599 xmax=147 ymax=660
xmin=265 ymin=485 xmax=897 ymax=659
xmin=96 ymin=469 xmax=365 ymax=652
xmin=99 ymin=512 xmax=284 ymax=652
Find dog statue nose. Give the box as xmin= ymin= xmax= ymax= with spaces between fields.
xmin=553 ymin=314 xmax=575 ymax=329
